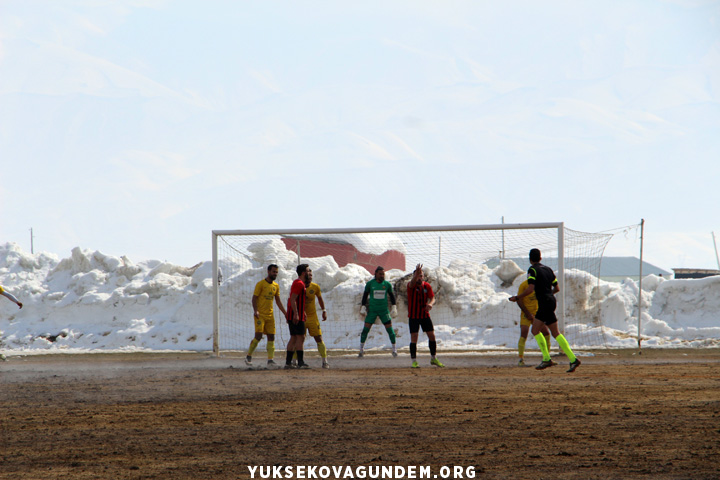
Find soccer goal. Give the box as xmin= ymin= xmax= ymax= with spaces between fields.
xmin=212 ymin=223 xmax=613 ymax=356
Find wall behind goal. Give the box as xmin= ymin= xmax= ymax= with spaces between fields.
xmin=212 ymin=225 xmax=613 ymax=355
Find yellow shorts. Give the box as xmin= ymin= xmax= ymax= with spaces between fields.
xmin=305 ymin=314 xmax=322 ymax=337
xmin=520 ymin=309 xmax=538 ymax=327
xmin=254 ymin=314 xmax=275 ymax=335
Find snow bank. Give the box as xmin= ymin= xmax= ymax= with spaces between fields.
xmin=1 ymin=241 xmax=719 ymax=354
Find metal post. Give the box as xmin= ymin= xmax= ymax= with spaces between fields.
xmin=438 ymin=236 xmax=442 ymax=267
xmin=712 ymin=232 xmax=720 ymax=270
xmin=212 ymin=231 xmax=219 ymax=356
xmin=501 ymin=216 xmax=505 ymax=259
xmin=638 ymin=219 xmax=645 ymax=350
xmin=30 ymin=228 xmax=34 ymax=254
xmin=557 ymin=223 xmax=565 ymax=333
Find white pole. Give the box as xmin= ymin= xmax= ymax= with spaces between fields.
xmin=438 ymin=236 xmax=442 ymax=267
xmin=638 ymin=219 xmax=645 ymax=350
xmin=501 ymin=216 xmax=505 ymax=259
xmin=557 ymin=223 xmax=565 ymax=334
xmin=212 ymin=231 xmax=219 ymax=356
xmin=713 ymin=232 xmax=720 ymax=270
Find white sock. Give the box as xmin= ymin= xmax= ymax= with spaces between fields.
xmin=360 ymin=343 xmax=365 ymax=352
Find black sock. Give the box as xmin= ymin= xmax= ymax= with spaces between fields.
xmin=297 ymin=350 xmax=304 ymax=364
xmin=410 ymin=343 xmax=417 ymax=359
xmin=286 ymin=350 xmax=293 ymax=365
xmin=429 ymin=340 xmax=437 ymax=356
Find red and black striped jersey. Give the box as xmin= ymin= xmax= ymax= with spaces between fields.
xmin=286 ymin=279 xmax=307 ymax=323
xmin=407 ymin=281 xmax=434 ymax=319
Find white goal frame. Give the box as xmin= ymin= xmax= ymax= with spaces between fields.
xmin=211 ymin=222 xmax=566 ymax=355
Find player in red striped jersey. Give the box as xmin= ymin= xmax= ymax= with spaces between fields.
xmin=407 ymin=264 xmax=444 ymax=368
xmin=285 ymin=264 xmax=311 ymax=369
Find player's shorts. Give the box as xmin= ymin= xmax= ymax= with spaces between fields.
xmin=365 ymin=309 xmax=392 ymax=325
xmin=520 ymin=307 xmax=539 ymax=327
xmin=254 ymin=314 xmax=275 ymax=335
xmin=409 ymin=317 xmax=434 ymax=334
xmin=305 ymin=314 xmax=322 ymax=337
xmin=288 ymin=320 xmax=306 ymax=336
xmin=535 ymin=296 xmax=558 ymax=326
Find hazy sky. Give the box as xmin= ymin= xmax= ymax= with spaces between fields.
xmin=1 ymin=0 xmax=719 ymax=271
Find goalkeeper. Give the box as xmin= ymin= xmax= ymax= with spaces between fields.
xmin=510 ymin=277 xmax=550 ymax=367
xmin=358 ymin=266 xmax=398 ymax=357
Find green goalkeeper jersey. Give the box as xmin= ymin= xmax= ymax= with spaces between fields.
xmin=364 ymin=279 xmax=393 ymax=311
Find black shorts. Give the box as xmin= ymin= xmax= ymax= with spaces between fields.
xmin=409 ymin=317 xmax=434 ymax=334
xmin=535 ymin=296 xmax=558 ymax=326
xmin=288 ymin=320 xmax=306 ymax=336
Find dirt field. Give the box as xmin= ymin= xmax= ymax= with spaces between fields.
xmin=1 ymin=349 xmax=719 ymax=480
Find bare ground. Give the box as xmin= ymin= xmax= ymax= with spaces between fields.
xmin=1 ymin=349 xmax=719 ymax=480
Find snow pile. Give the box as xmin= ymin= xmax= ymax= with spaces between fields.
xmin=1 ymin=241 xmax=719 ymax=355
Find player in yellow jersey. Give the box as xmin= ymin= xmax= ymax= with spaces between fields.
xmin=510 ymin=277 xmax=550 ymax=366
xmin=246 ymin=264 xmax=287 ymax=368
xmin=304 ymin=269 xmax=329 ymax=369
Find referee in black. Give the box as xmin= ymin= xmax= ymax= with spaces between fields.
xmin=511 ymin=248 xmax=581 ymax=372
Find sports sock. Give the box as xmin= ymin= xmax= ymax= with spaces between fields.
xmin=360 ymin=325 xmax=371 ymax=343
xmin=555 ymin=334 xmax=577 ymax=363
xmin=267 ymin=341 xmax=275 ymax=360
xmin=385 ymin=325 xmax=396 ymax=343
xmin=317 ymin=342 xmax=327 ymax=359
xmin=544 ymin=334 xmax=551 ymax=353
xmin=248 ymin=338 xmax=260 ymax=356
xmin=534 ymin=333 xmax=550 ymax=361
xmin=297 ymin=350 xmax=304 ymax=364
xmin=285 ymin=350 xmax=293 ymax=365
xmin=292 ymin=351 xmax=298 ymax=361
xmin=518 ymin=337 xmax=527 ymax=357
xmin=410 ymin=342 xmax=417 ymax=359
xmin=429 ymin=340 xmax=437 ymax=357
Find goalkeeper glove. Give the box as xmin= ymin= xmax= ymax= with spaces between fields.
xmin=390 ymin=305 xmax=398 ymax=318
xmin=360 ymin=305 xmax=367 ymax=316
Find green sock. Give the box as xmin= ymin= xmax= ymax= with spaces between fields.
xmin=555 ymin=334 xmax=577 ymax=363
xmin=267 ymin=341 xmax=275 ymax=360
xmin=534 ymin=333 xmax=550 ymax=361
xmin=248 ymin=338 xmax=260 ymax=356
xmin=545 ymin=335 xmax=551 ymax=353
xmin=360 ymin=325 xmax=371 ymax=343
xmin=518 ymin=337 xmax=527 ymax=357
xmin=318 ymin=342 xmax=327 ymax=359
xmin=385 ymin=325 xmax=396 ymax=343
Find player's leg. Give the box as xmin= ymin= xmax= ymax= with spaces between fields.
xmin=380 ymin=314 xmax=397 ymax=356
xmin=285 ymin=333 xmax=297 ymax=368
xmin=359 ymin=312 xmax=376 ymax=357
xmin=531 ymin=317 xmax=553 ymax=369
xmin=409 ymin=318 xmax=420 ymax=368
xmin=539 ymin=324 xmax=551 ymax=359
xmin=425 ymin=320 xmax=444 ymax=367
xmin=518 ymin=314 xmax=531 ymax=366
xmin=266 ymin=333 xmax=276 ymax=366
xmin=547 ymin=322 xmax=580 ymax=372
xmin=247 ymin=325 xmax=264 ymax=365
xmin=296 ymin=332 xmax=309 ymax=368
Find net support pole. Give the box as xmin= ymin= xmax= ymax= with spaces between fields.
xmin=212 ymin=231 xmax=220 ymax=356
xmin=558 ymin=223 xmax=565 ymax=333
xmin=637 ymin=219 xmax=645 ymax=350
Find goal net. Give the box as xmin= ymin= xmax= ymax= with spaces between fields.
xmin=212 ymin=223 xmax=613 ymax=356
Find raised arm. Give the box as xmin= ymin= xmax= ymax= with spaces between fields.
xmin=1 ymin=290 xmax=22 ymax=309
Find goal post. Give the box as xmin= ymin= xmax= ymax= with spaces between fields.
xmin=212 ymin=223 xmax=612 ymax=356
